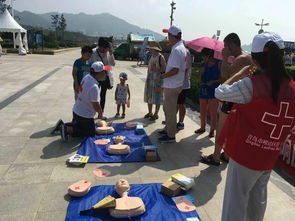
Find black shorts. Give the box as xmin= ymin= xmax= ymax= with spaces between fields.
xmin=177 ymin=89 xmax=189 ymax=104
xmin=72 ymin=112 xmax=96 ymax=137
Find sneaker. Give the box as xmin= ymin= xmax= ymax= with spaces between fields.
xmin=158 ymin=135 xmax=176 ymax=143
xmin=149 ymin=115 xmax=159 ymax=121
xmin=176 ymin=122 xmax=184 ymax=130
xmin=121 ymin=113 xmax=125 ymax=119
xmin=157 ymin=130 xmax=167 ymax=135
xmin=144 ymin=113 xmax=152 ymax=118
xmin=51 ymin=119 xmax=64 ymax=135
xmin=60 ymin=124 xmax=68 ymax=142
xmin=115 ymin=113 xmax=120 ymax=118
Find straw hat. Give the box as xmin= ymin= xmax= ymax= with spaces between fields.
xmin=147 ymin=42 xmax=162 ymax=52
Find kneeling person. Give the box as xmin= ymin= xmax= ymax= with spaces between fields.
xmin=57 ymin=62 xmax=108 ymax=141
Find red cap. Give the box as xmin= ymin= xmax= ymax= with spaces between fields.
xmin=104 ymin=65 xmax=111 ymax=71
xmin=162 ymin=28 xmax=169 ymax=33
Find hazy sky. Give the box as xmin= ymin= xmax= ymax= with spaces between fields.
xmin=13 ymin=0 xmax=295 ymax=44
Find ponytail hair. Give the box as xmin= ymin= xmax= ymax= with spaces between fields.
xmin=251 ymin=41 xmax=291 ymax=103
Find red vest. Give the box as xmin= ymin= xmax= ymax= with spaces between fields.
xmin=218 ymin=73 xmax=295 ymax=170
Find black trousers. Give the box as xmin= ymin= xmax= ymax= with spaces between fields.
xmin=100 ymin=81 xmax=108 ymax=112
xmin=71 ymin=112 xmax=95 ymax=137
xmin=99 ymin=79 xmax=110 ymax=112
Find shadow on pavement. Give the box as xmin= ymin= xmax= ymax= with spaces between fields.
xmin=30 ymin=126 xmax=58 ymax=139
xmin=192 ymin=164 xmax=227 ymax=206
xmin=40 ymin=138 xmax=80 ymax=159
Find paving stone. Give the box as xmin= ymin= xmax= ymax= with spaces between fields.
xmin=0 ymin=183 xmax=47 ymax=214
xmin=38 ymin=182 xmax=72 ymax=212
xmin=0 ymin=213 xmax=36 ymax=221
xmin=0 ymin=165 xmax=10 ymax=178
xmin=34 ymin=211 xmax=65 ymax=221
xmin=1 ymin=163 xmax=54 ymax=184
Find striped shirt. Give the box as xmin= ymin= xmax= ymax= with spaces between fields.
xmin=215 ymin=77 xmax=253 ymax=104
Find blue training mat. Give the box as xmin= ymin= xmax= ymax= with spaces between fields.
xmin=66 ymin=183 xmax=201 ymax=221
xmin=77 ymin=123 xmax=160 ymax=163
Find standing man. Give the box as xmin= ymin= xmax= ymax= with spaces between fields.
xmin=90 ymin=37 xmax=116 ymax=119
xmin=158 ymin=25 xmax=187 ymax=143
xmin=201 ymin=33 xmax=252 ymax=165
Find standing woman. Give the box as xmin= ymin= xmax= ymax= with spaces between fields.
xmin=144 ymin=42 xmax=166 ymax=120
xmin=195 ymin=48 xmax=221 ymax=137
xmin=90 ymin=37 xmax=116 ymax=118
xmin=216 ymin=32 xmax=295 ymax=221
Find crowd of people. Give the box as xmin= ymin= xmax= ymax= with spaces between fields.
xmin=51 ymin=26 xmax=295 ymax=221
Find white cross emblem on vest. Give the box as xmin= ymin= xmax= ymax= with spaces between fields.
xmin=261 ymin=102 xmax=294 ymax=140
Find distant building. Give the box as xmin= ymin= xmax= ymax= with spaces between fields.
xmin=127 ymin=34 xmax=155 ymax=43
xmin=284 ymin=41 xmax=295 ymax=51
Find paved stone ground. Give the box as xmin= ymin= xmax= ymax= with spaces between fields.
xmin=0 ymin=50 xmax=294 ymax=221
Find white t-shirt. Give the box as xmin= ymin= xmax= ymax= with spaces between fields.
xmin=73 ymin=74 xmax=101 ymax=118
xmin=163 ymin=41 xmax=187 ymax=88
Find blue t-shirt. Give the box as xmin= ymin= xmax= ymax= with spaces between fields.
xmin=73 ymin=58 xmax=91 ymax=86
xmin=199 ymin=62 xmax=220 ymax=99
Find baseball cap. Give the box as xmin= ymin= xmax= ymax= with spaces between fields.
xmin=119 ymin=72 xmax=128 ymax=80
xmin=251 ymin=32 xmax=285 ymax=53
xmin=91 ymin=61 xmax=111 ymax=72
xmin=168 ymin=25 xmax=182 ymax=36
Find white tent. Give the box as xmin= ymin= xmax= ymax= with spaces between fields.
xmin=0 ymin=8 xmax=28 ymax=54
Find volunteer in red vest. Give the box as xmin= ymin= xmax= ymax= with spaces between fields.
xmin=215 ymin=32 xmax=295 ymax=221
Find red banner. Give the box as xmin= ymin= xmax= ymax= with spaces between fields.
xmin=277 ymin=129 xmax=295 ymax=178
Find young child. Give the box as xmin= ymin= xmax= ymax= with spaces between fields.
xmin=72 ymin=46 xmax=93 ymax=100
xmin=115 ymin=72 xmax=130 ymax=119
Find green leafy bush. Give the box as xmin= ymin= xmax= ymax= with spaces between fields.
xmin=187 ymin=66 xmax=201 ymax=103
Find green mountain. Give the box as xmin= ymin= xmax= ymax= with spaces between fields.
xmin=14 ymin=10 xmax=164 ymax=40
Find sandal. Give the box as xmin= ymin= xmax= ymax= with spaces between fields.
xmin=220 ymin=152 xmax=229 ymax=163
xmin=194 ymin=128 xmax=205 ymax=134
xmin=200 ymin=154 xmax=221 ymax=166
xmin=209 ymin=130 xmax=215 ymax=138
xmin=144 ymin=113 xmax=152 ymax=118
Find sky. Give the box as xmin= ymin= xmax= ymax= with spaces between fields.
xmin=12 ymin=0 xmax=295 ymax=44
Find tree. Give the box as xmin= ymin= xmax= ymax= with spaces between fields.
xmin=59 ymin=14 xmax=67 ymax=31
xmin=51 ymin=14 xmax=59 ymax=39
xmin=58 ymin=14 xmax=67 ymax=40
xmin=0 ymin=0 xmax=11 ymax=13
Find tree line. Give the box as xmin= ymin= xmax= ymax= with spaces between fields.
xmin=51 ymin=14 xmax=67 ymax=40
